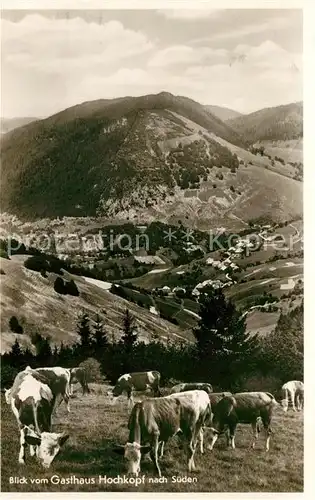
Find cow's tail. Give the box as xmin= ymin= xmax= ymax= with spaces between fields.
xmin=32 ymin=402 xmax=41 ymax=435
xmin=280 ymin=387 xmax=289 ymax=410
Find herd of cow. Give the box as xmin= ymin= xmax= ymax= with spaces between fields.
xmin=3 ymin=366 xmax=304 ymax=477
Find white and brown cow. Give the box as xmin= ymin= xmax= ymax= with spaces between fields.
xmin=281 ymin=380 xmax=304 ymax=412
xmin=207 ymin=392 xmax=278 ymax=452
xmin=4 ymin=366 xmax=71 ymax=414
xmin=69 ymin=367 xmax=90 ymax=395
xmin=8 ymin=366 xmax=69 ymax=468
xmin=113 ymin=390 xmax=211 ymax=477
xmin=112 ymin=371 xmax=161 ymax=407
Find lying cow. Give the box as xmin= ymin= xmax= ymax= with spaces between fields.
xmin=207 ymin=392 xmax=278 ymax=452
xmin=4 ymin=366 xmax=71 ymax=413
xmin=281 ymin=380 xmax=304 ymax=412
xmin=111 ymin=371 xmax=161 ymax=407
xmin=69 ymin=367 xmax=90 ymax=395
xmin=170 ymin=382 xmax=213 ymax=395
xmin=114 ymin=390 xmax=211 ymax=477
xmin=8 ymin=366 xmax=69 ymax=468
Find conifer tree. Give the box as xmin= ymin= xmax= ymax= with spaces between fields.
xmin=92 ymin=314 xmax=108 ymax=356
xmin=121 ymin=309 xmax=138 ymax=351
xmin=193 ymin=287 xmax=259 ymax=387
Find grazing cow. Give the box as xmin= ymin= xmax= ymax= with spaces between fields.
xmin=113 ymin=390 xmax=211 ymax=477
xmin=170 ymin=382 xmax=213 ymax=395
xmin=112 ymin=371 xmax=161 ymax=407
xmin=207 ymin=392 xmax=278 ymax=452
xmin=281 ymin=380 xmax=304 ymax=412
xmin=33 ymin=367 xmax=71 ymax=413
xmin=69 ymin=367 xmax=90 ymax=395
xmin=8 ymin=367 xmax=69 ymax=468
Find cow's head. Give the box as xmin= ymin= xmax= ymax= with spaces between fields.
xmin=112 ymin=383 xmax=123 ymax=398
xmin=24 ymin=427 xmax=69 ymax=468
xmin=113 ymin=442 xmax=150 ymax=475
xmin=204 ymin=427 xmax=220 ymax=450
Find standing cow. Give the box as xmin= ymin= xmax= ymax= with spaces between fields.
xmin=207 ymin=392 xmax=278 ymax=452
xmin=281 ymin=380 xmax=304 ymax=412
xmin=8 ymin=367 xmax=69 ymax=468
xmin=69 ymin=367 xmax=90 ymax=395
xmin=111 ymin=371 xmax=161 ymax=407
xmin=4 ymin=366 xmax=71 ymax=413
xmin=114 ymin=390 xmax=211 ymax=476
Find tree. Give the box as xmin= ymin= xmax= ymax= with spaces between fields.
xmin=260 ymin=303 xmax=303 ymax=382
xmin=66 ymin=279 xmax=80 ymax=296
xmin=76 ymin=313 xmax=92 ymax=355
xmin=9 ymin=316 xmax=24 ymax=334
xmin=54 ymin=276 xmax=66 ymax=294
xmin=10 ymin=338 xmax=24 ymax=368
xmin=121 ymin=309 xmax=138 ymax=351
xmin=193 ymin=288 xmax=259 ymax=388
xmin=92 ymin=315 xmax=108 ymax=356
xmin=31 ymin=332 xmax=53 ymax=366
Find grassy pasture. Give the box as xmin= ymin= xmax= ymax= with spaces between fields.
xmin=1 ymin=384 xmax=303 ymax=493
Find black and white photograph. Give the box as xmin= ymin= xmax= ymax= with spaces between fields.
xmin=0 ymin=1 xmax=307 ymax=494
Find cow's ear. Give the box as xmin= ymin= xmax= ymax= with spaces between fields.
xmin=25 ymin=434 xmax=41 ymax=446
xmin=58 ymin=433 xmax=69 ymax=446
xmin=140 ymin=445 xmax=151 ymax=454
xmin=113 ymin=445 xmax=125 ymax=455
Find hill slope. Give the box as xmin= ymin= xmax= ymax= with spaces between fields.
xmin=227 ymin=102 xmax=303 ymax=143
xmin=205 ymin=104 xmax=243 ymax=122
xmin=1 ymin=117 xmax=38 ymax=134
xmin=0 ymin=255 xmax=191 ymax=353
xmin=0 ymin=92 xmax=302 ymax=226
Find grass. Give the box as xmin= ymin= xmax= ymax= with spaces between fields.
xmin=1 ymin=384 xmax=303 ymax=493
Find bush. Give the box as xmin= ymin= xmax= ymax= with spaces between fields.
xmin=0 ymin=269 xmax=6 ymax=275
xmin=24 ymin=255 xmax=49 ymax=273
xmin=230 ymin=185 xmax=235 ymax=192
xmin=9 ymin=316 xmax=24 ymax=334
xmin=1 ymin=364 xmax=19 ymax=387
xmin=212 ymin=183 xmax=217 ymax=189
xmin=66 ymin=279 xmax=80 ymax=296
xmin=79 ymin=358 xmax=103 ymax=383
xmin=54 ymin=277 xmax=67 ymax=294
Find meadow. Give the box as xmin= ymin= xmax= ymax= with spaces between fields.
xmin=1 ymin=382 xmax=303 ymax=493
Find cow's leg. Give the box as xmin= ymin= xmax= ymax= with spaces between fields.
xmin=251 ymin=421 xmax=259 ymax=449
xmin=225 ymin=427 xmax=230 ymax=447
xmin=261 ymin=412 xmax=272 ymax=452
xmin=18 ymin=428 xmax=26 ymax=465
xmin=29 ymin=445 xmax=36 ymax=457
xmin=229 ymin=423 xmax=236 ymax=450
xmin=159 ymin=441 xmax=165 ymax=458
xmin=150 ymin=434 xmax=162 ymax=477
xmin=199 ymin=427 xmax=204 ymax=454
xmin=281 ymin=388 xmax=289 ymax=412
xmin=290 ymin=390 xmax=297 ymax=411
xmin=187 ymin=436 xmax=197 ymax=472
xmin=127 ymin=389 xmax=134 ymax=410
xmin=64 ymin=393 xmax=70 ymax=413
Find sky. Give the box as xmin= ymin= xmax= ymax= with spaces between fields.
xmin=1 ymin=8 xmax=303 ymax=118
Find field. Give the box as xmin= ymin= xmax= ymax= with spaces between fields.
xmin=1 ymin=384 xmax=303 ymax=493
